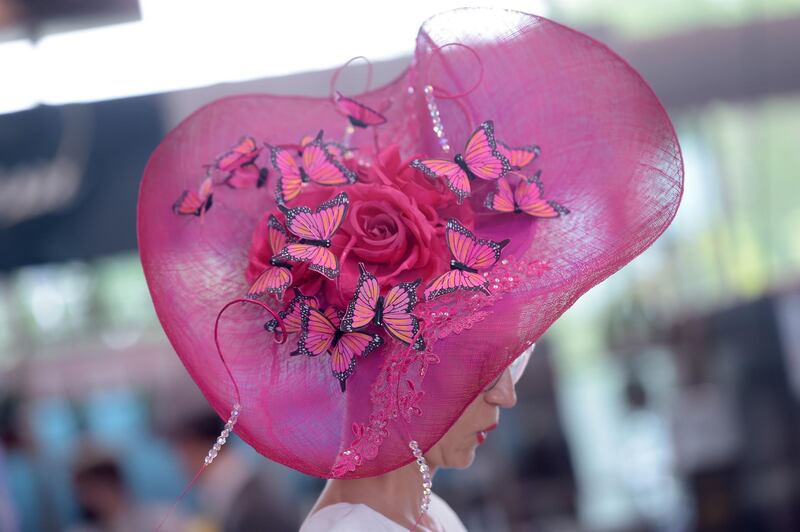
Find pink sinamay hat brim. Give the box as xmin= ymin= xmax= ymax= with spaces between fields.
xmin=138 ymin=8 xmax=682 ymax=478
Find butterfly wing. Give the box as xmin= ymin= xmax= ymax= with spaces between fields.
xmin=223 ymin=164 xmax=268 ymax=189
xmin=299 ymin=134 xmax=315 ymax=151
xmin=302 ymin=134 xmax=353 ymax=160
xmin=323 ymin=306 xmax=342 ymax=328
xmin=324 ymin=142 xmax=352 ymax=160
xmin=271 ymin=146 xmax=304 ymax=204
xmin=335 ymin=92 xmax=387 ymax=128
xmin=172 ymin=190 xmax=203 ymax=216
xmin=462 ymin=121 xmax=510 ymax=181
xmin=381 ymin=279 xmax=424 ymax=349
xmin=247 ymin=266 xmax=292 ymax=299
xmin=516 ymin=171 xmax=570 ymax=217
xmin=282 ymin=192 xmax=349 ymax=241
xmin=266 ymin=215 xmax=289 ymax=255
xmin=341 ymin=263 xmax=380 ymax=331
xmin=446 ymin=218 xmax=509 ymax=270
xmin=425 ymin=269 xmax=490 ymax=301
xmin=424 ymin=270 xmax=459 ymax=301
xmin=247 ymin=217 xmax=294 ymax=297
xmin=303 ymin=131 xmax=357 ymax=186
xmin=173 ymin=177 xmax=213 ymax=216
xmin=217 ymin=136 xmax=260 ymax=171
xmin=497 ymin=141 xmax=540 ymax=170
xmin=330 ymin=332 xmax=383 ymax=392
xmin=277 ymin=244 xmax=339 ymax=279
xmin=264 ymin=289 xmax=318 ymax=333
xmin=296 ymin=305 xmax=337 ymax=357
xmin=410 ymin=159 xmax=470 ymax=203
xmin=484 ymin=177 xmax=517 ymax=213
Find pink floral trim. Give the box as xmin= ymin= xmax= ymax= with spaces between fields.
xmin=330 ymin=256 xmax=549 ymax=477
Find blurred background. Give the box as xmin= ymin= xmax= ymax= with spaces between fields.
xmin=1 ymin=0 xmax=800 ymax=531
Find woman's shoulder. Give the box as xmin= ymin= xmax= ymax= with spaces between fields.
xmin=300 ymin=493 xmax=467 ymax=532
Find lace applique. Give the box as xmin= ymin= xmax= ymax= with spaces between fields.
xmin=330 ymin=256 xmax=549 ymax=477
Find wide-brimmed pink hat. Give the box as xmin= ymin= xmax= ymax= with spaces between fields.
xmin=138 ymin=8 xmax=682 ymax=480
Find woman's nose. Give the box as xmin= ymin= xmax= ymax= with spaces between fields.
xmin=485 ymin=369 xmax=517 ymax=408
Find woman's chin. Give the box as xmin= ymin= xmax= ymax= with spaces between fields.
xmin=449 ymin=447 xmax=478 ymax=470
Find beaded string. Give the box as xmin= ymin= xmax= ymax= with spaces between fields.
xmin=417 ymin=41 xmax=485 ymax=155
xmin=424 ymin=85 xmax=451 ymax=153
xmin=393 ymin=326 xmax=434 ymax=531
xmin=204 ymin=402 xmax=240 ymax=465
xmin=409 ymin=440 xmax=433 ymax=513
xmin=155 ymin=298 xmax=287 ymax=532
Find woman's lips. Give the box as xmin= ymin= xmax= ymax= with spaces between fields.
xmin=476 ymin=424 xmax=498 ymax=445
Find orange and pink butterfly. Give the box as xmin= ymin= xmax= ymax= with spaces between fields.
xmin=341 ymin=263 xmax=426 ymax=352
xmin=216 ymin=136 xmax=270 ymax=190
xmin=334 ymin=91 xmax=387 ymax=129
xmin=425 ymin=218 xmax=510 ymax=301
xmin=172 ymin=137 xmax=269 ymax=218
xmin=248 ymin=192 xmax=350 ymax=300
xmin=270 ymin=130 xmax=358 ymax=205
xmin=411 ymin=120 xmax=511 ymax=204
xmin=172 ymin=176 xmax=214 ymax=219
xmin=263 ymin=289 xmax=382 ymax=393
xmin=262 ymin=260 xmax=427 ymax=392
xmin=485 ymin=170 xmax=569 ymax=218
xmin=294 ymin=302 xmax=384 ymax=392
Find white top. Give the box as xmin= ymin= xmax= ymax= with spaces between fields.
xmin=300 ymin=493 xmax=467 ymax=532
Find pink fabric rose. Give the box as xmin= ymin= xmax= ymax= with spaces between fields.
xmin=246 ymin=144 xmax=476 ymax=308
xmin=323 ymin=182 xmax=451 ymax=307
xmin=363 ymin=144 xmax=470 ymax=230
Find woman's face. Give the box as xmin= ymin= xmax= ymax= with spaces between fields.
xmin=425 ymin=367 xmax=518 ymax=470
